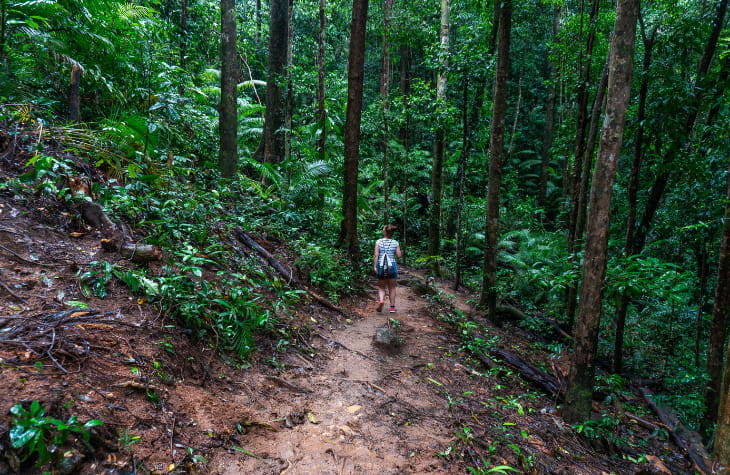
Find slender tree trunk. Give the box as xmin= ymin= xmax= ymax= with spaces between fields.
xmin=455 ymin=20 xmax=494 ymax=290
xmin=400 ymin=44 xmax=411 ymax=264
xmin=381 ymin=0 xmax=393 ymax=223
xmin=565 ymin=0 xmax=601 ymax=329
xmin=613 ymin=18 xmax=657 ymax=374
xmin=285 ymin=0 xmax=293 ymax=161
xmin=454 ymin=82 xmax=469 ymax=290
xmin=539 ymin=4 xmax=559 ymax=211
xmin=316 ymin=0 xmax=327 ymax=160
xmin=563 ymin=0 xmax=638 ymax=423
xmin=219 ymin=0 xmax=238 ymax=178
xmin=338 ymin=0 xmax=369 ymax=259
xmin=712 ymin=157 xmax=730 ymax=466
xmin=180 ymin=0 xmax=188 ymax=68
xmin=694 ymin=242 xmax=708 ymax=367
xmin=505 ymin=72 xmax=522 ymax=162
xmin=479 ymin=0 xmax=511 ymax=323
xmin=427 ymin=0 xmax=450 ymax=258
xmin=255 ymin=0 xmax=262 ymax=48
xmin=254 ymin=0 xmax=289 ymax=165
xmin=633 ymin=0 xmax=726 ymax=256
xmin=0 ymin=1 xmax=8 ymax=72
xmin=568 ymin=0 xmax=600 ymax=244
xmin=575 ymin=56 xmax=609 ymax=241
xmin=68 ymin=63 xmax=81 ymax=123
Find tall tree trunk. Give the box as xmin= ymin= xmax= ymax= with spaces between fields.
xmin=565 ymin=0 xmax=601 ymax=329
xmin=180 ymin=0 xmax=187 ymax=68
xmin=254 ymin=0 xmax=289 ymax=165
xmin=567 ymin=0 xmax=600 ymax=244
xmin=316 ymin=0 xmax=327 ymax=160
xmin=255 ymin=0 xmax=262 ymax=48
xmin=712 ymin=157 xmax=730 ymax=465
xmin=575 ymin=57 xmax=608 ymax=241
xmin=454 ymin=82 xmax=469 ymax=290
xmin=694 ymin=242 xmax=709 ymax=367
xmin=400 ymin=44 xmax=411 ymax=264
xmin=563 ymin=0 xmax=638 ymax=423
xmin=539 ymin=4 xmax=559 ymax=211
xmin=0 ymin=1 xmax=8 ymax=72
xmin=338 ymin=0 xmax=369 ymax=260
xmin=427 ymin=0 xmax=450 ymax=258
xmin=285 ymin=0 xmax=293 ymax=161
xmin=68 ymin=63 xmax=81 ymax=123
xmin=613 ymin=17 xmax=657 ymax=374
xmin=219 ymin=0 xmax=238 ymax=178
xmin=455 ymin=16 xmax=495 ymax=290
xmin=478 ymin=0 xmax=511 ymax=323
xmin=632 ymin=0 xmax=726 ymax=256
xmin=381 ymin=0 xmax=393 ymax=223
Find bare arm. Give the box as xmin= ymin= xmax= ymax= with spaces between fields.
xmin=396 ymin=245 xmax=402 ymax=259
xmin=373 ymin=242 xmax=380 ymax=273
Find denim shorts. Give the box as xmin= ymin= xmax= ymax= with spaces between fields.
xmin=377 ymin=264 xmax=398 ymax=280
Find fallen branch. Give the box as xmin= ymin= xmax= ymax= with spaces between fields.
xmin=0 ymin=279 xmax=27 ymax=303
xmin=640 ymin=387 xmax=710 ymax=475
xmin=264 ymin=375 xmax=312 ymax=394
xmin=0 ymin=243 xmax=53 ymax=267
xmin=234 ymin=226 xmax=297 ymax=284
xmin=314 ymin=332 xmax=378 ymax=362
xmin=0 ymin=309 xmax=123 ymax=370
xmin=233 ymin=226 xmax=347 ymax=316
xmin=490 ymin=347 xmax=562 ymax=398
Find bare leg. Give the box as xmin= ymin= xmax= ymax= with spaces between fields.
xmin=377 ymin=280 xmax=386 ymax=311
xmin=387 ymin=278 xmax=397 ymax=308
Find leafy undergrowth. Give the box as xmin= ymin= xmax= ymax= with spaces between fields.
xmin=0 ymin=128 xmax=701 ymax=474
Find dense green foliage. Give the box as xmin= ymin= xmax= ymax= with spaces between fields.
xmin=10 ymin=400 xmax=103 ymax=467
xmin=1 ymin=0 xmax=728 ymax=437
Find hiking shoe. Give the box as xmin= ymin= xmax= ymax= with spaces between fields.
xmin=389 ymin=306 xmax=396 ymax=313
xmin=376 ymin=301 xmax=384 ymax=312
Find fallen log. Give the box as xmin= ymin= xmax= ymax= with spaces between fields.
xmin=118 ymin=243 xmax=162 ymax=263
xmin=489 ymin=347 xmax=562 ymax=399
xmin=233 ymin=226 xmax=347 ymax=316
xmin=234 ymin=226 xmax=297 ymax=284
xmin=77 ymin=199 xmax=160 ymax=262
xmin=640 ymin=387 xmax=710 ymax=475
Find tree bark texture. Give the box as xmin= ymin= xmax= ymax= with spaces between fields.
xmin=575 ymin=56 xmax=609 ymax=242
xmin=709 ymin=159 xmax=730 ymax=456
xmin=563 ymin=0 xmax=638 ymax=423
xmin=380 ymin=0 xmax=393 ymax=223
xmin=538 ymin=4 xmax=558 ymax=211
xmin=68 ymin=63 xmax=81 ymax=123
xmin=399 ymin=44 xmax=410 ymax=264
xmin=255 ymin=0 xmax=289 ymax=164
xmin=479 ymin=0 xmax=511 ymax=322
xmin=338 ymin=0 xmax=369 ymax=259
xmin=285 ymin=0 xmax=294 ymax=161
xmin=565 ymin=0 xmax=601 ymax=329
xmin=316 ymin=0 xmax=327 ymax=160
xmin=180 ymin=0 xmax=188 ymax=68
xmin=218 ymin=0 xmax=238 ymax=178
xmin=427 ymin=0 xmax=450 ymax=258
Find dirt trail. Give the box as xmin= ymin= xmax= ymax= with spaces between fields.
xmin=201 ymin=268 xmax=463 ymax=474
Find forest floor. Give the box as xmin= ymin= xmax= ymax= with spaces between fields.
xmin=0 ymin=153 xmax=705 ymax=474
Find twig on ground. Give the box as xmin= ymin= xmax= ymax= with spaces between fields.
xmin=264 ymin=375 xmax=312 ymax=394
xmin=0 ymin=279 xmax=27 ymax=303
xmin=0 ymin=243 xmax=54 ymax=267
xmin=313 ymin=332 xmax=378 ymax=362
